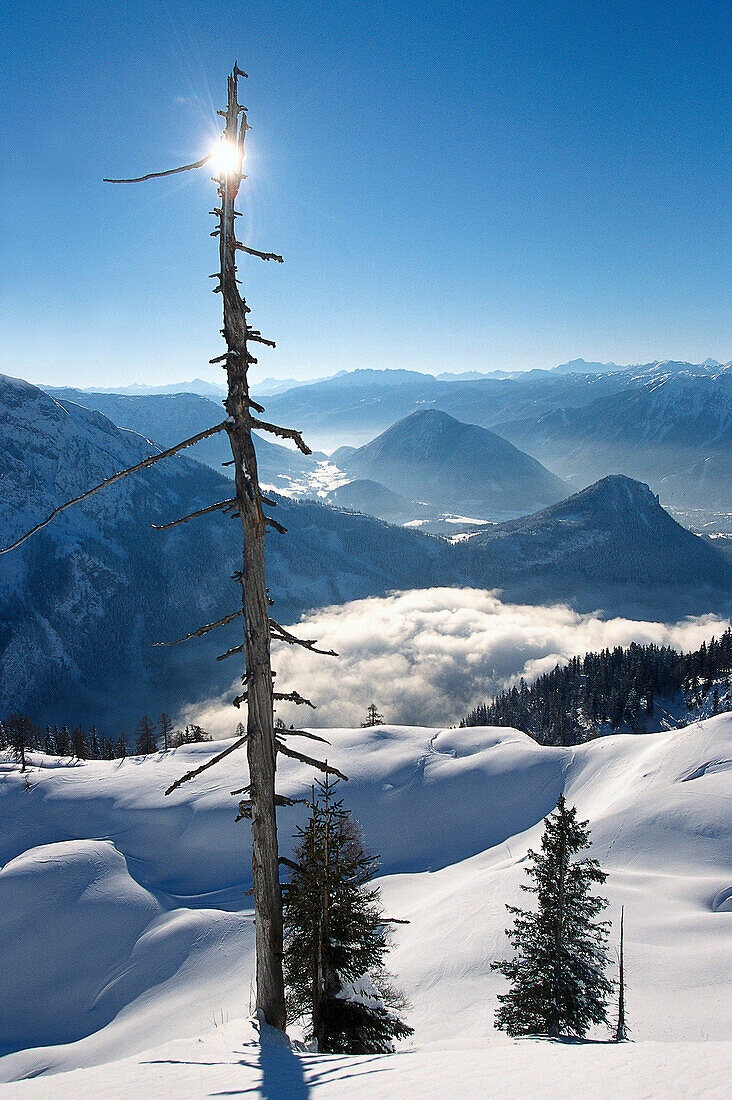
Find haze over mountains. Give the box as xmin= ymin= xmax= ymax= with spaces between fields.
xmin=0 ymin=376 xmax=443 ymax=730
xmin=1 ymin=372 xmax=730 ymax=732
xmin=46 ymin=387 xmax=320 ymax=488
xmin=45 ymin=360 xmax=731 ymax=529
xmin=332 ymin=409 xmax=569 ymax=519
xmin=496 ymin=373 xmax=732 ymax=516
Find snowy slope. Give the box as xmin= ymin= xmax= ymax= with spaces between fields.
xmin=1 ymin=715 xmax=730 ymax=1092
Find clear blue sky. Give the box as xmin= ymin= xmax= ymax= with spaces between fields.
xmin=1 ymin=0 xmax=729 ymax=388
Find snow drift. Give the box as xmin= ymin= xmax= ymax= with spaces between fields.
xmin=1 ymin=715 xmax=730 ymax=1088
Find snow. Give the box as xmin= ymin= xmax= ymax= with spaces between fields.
xmin=1 ymin=716 xmax=731 ymax=1095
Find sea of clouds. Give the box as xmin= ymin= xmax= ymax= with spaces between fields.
xmin=183 ymin=588 xmax=730 ymax=734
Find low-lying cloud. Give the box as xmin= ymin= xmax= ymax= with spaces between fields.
xmin=184 ymin=588 xmax=730 ymax=735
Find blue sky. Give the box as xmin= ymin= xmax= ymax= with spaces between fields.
xmin=1 ymin=0 xmax=729 ymax=388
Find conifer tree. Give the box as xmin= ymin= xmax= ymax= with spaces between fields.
xmin=284 ymin=776 xmax=413 ymax=1053
xmin=158 ymin=712 xmax=173 ymax=751
xmin=361 ymin=704 xmax=384 ymax=727
xmin=7 ymin=714 xmax=34 ymax=772
xmin=134 ymin=715 xmax=158 ymax=755
xmin=492 ymin=795 xmax=612 ymax=1038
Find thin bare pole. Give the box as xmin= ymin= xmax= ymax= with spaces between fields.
xmin=216 ymin=66 xmax=286 ymax=1030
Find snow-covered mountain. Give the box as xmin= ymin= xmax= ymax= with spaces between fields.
xmin=495 ymin=373 xmax=732 ymax=517
xmin=552 ymin=357 xmax=730 ymax=377
xmin=0 ymin=377 xmax=443 ymax=731
xmin=45 ymin=387 xmax=319 ymax=486
xmin=463 ymin=474 xmax=732 ymax=614
xmin=2 ymin=376 xmax=729 ymax=732
xmin=334 ymin=409 xmax=570 ymax=519
xmin=1 ymin=714 xmax=730 ymax=1093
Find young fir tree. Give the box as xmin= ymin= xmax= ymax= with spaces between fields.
xmin=361 ymin=704 xmax=384 ymax=728
xmin=7 ymin=714 xmax=35 ymax=772
xmin=492 ymin=795 xmax=612 ymax=1038
xmin=283 ymin=776 xmax=413 ymax=1053
xmin=158 ymin=712 xmax=173 ymax=751
xmin=134 ymin=715 xmax=158 ymax=755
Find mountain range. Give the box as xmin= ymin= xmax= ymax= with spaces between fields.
xmin=258 ymin=362 xmax=730 ymax=453
xmin=1 ymin=375 xmax=730 ymax=732
xmin=45 ymin=387 xmax=320 ymax=487
xmin=0 ymin=376 xmax=442 ymax=731
xmin=496 ymin=373 xmax=732 ymax=514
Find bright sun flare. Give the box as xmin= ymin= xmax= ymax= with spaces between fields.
xmin=211 ymin=139 xmax=242 ymax=177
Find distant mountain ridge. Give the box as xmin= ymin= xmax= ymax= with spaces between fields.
xmin=44 ymin=387 xmax=318 ymax=487
xmin=1 ymin=375 xmax=730 ymax=733
xmin=495 ymin=373 xmax=732 ymax=514
xmin=463 ymin=475 xmax=732 ymax=612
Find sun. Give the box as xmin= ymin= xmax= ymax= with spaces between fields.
xmin=211 ymin=139 xmax=242 ymax=178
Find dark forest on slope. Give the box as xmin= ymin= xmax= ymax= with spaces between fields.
xmin=461 ymin=630 xmax=732 ymax=745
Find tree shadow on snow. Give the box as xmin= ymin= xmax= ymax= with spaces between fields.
xmin=209 ymin=1044 xmax=395 ymax=1098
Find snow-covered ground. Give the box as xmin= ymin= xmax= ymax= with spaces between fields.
xmin=1 ymin=716 xmax=731 ymax=1096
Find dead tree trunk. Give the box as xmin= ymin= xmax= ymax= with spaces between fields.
xmin=1 ymin=62 xmax=343 ymax=1035
xmin=615 ymin=905 xmax=627 ymax=1041
xmin=215 ymin=67 xmax=285 ymax=1030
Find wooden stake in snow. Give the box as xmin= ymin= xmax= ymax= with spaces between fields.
xmin=1 ymin=64 xmax=343 ymax=1032
xmin=615 ymin=905 xmax=628 ymax=1041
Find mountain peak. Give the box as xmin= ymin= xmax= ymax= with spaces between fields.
xmin=338 ymin=408 xmax=569 ymax=517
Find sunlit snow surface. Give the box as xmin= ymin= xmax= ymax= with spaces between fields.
xmin=1 ymin=717 xmax=731 ymax=1096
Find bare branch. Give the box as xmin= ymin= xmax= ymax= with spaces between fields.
xmin=265 ymin=516 xmax=287 ymax=534
xmin=154 ymin=608 xmax=243 ymax=647
xmin=230 ymin=783 xmax=251 ymax=796
xmin=235 ymin=792 xmax=305 ymax=822
xmin=152 ymin=498 xmax=236 ymax=531
xmin=378 ymin=918 xmax=411 ymax=925
xmin=279 ymin=856 xmax=303 ymax=873
xmin=248 ymin=331 xmax=276 ymax=348
xmin=235 ymin=242 xmax=284 ymax=263
xmin=278 ymin=728 xmax=331 ymax=745
xmin=217 ymin=643 xmax=246 ymax=662
xmin=104 ymin=154 xmax=212 ymax=183
xmin=250 ymin=418 xmax=312 ymax=456
xmin=1 ymin=422 xmax=229 ymax=554
xmin=270 ymin=619 xmax=338 ymax=657
xmin=165 ymin=734 xmax=248 ymax=796
xmin=275 ymin=740 xmax=348 ymax=781
xmin=274 ymin=690 xmax=316 ymax=708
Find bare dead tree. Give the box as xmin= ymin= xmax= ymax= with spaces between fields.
xmin=0 ymin=64 xmax=342 ymax=1032
xmin=615 ymin=905 xmax=628 ymax=1041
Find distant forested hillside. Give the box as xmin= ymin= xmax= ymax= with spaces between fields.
xmin=461 ymin=630 xmax=732 ymax=744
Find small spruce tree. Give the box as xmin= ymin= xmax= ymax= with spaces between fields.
xmin=7 ymin=714 xmax=36 ymax=772
xmin=134 ymin=715 xmax=158 ymax=755
xmin=158 ymin=712 xmax=173 ymax=751
xmin=492 ymin=795 xmax=612 ymax=1038
xmin=284 ymin=776 xmax=413 ymax=1053
xmin=361 ymin=704 xmax=384 ymax=727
